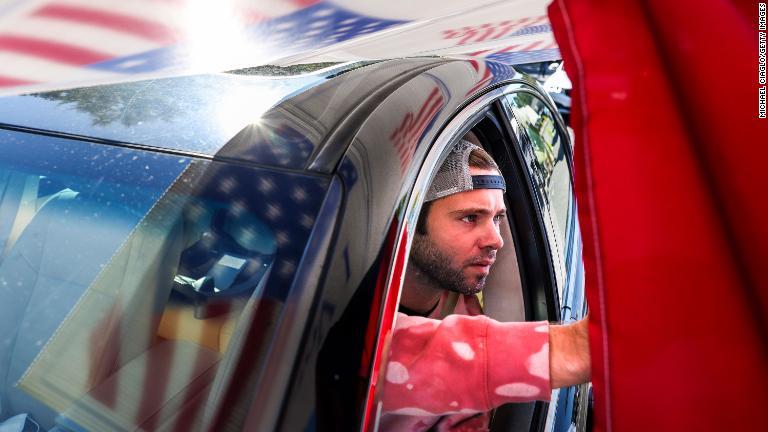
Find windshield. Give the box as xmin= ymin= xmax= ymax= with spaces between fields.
xmin=0 ymin=129 xmax=328 ymax=431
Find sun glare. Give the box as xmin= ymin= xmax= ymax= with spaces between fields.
xmin=181 ymin=0 xmax=269 ymax=72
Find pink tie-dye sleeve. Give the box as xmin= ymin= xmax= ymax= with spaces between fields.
xmin=381 ymin=313 xmax=551 ymax=416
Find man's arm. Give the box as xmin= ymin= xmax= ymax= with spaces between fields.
xmin=382 ymin=313 xmax=591 ymax=415
xmin=549 ymin=318 xmax=591 ymax=388
xmin=382 ymin=313 xmax=551 ymax=415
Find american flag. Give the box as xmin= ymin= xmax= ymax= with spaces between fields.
xmin=462 ymin=39 xmax=559 ymax=98
xmin=437 ymin=15 xmax=559 ymax=68
xmin=14 ymin=159 xmax=329 ymax=431
xmin=92 ymin=1 xmax=407 ymax=75
xmin=484 ymin=40 xmax=560 ymax=65
xmin=338 ymin=157 xmax=359 ymax=190
xmin=0 ymin=0 xmax=408 ymax=93
xmin=390 ymin=86 xmax=446 ymax=174
xmin=0 ymin=0 xmax=259 ymax=88
xmin=462 ymin=58 xmax=519 ymax=98
xmin=0 ymin=1 xmax=561 ymax=96
xmin=441 ymin=16 xmax=550 ymax=46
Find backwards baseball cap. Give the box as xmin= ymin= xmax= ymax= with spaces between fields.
xmin=425 ymin=140 xmax=506 ymax=202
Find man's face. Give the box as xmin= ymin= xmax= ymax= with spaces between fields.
xmin=410 ymin=167 xmax=506 ymax=295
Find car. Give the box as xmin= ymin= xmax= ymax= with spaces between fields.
xmin=0 ymin=57 xmax=588 ymax=431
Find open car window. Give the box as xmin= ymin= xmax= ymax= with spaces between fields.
xmin=0 ymin=130 xmax=328 ymax=431
xmin=371 ymin=108 xmax=539 ymax=427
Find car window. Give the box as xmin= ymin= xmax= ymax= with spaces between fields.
xmin=0 ymin=130 xmax=328 ymax=431
xmin=502 ymin=92 xmax=573 ymax=303
xmin=503 ymin=90 xmax=589 ymax=432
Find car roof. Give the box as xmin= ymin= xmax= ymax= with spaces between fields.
xmin=0 ymin=58 xmax=453 ymax=171
xmin=0 ymin=62 xmax=359 ymax=159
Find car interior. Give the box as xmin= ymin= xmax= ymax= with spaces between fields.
xmin=0 ymin=162 xmax=288 ymax=431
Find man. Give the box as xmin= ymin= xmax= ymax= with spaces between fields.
xmin=380 ymin=140 xmax=590 ymax=431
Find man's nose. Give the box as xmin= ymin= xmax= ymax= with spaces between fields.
xmin=479 ymin=222 xmax=504 ymax=251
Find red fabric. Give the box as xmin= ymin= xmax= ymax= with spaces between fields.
xmin=381 ymin=313 xmax=550 ymax=431
xmin=548 ymin=0 xmax=768 ymax=430
xmin=380 ymin=293 xmax=550 ymax=431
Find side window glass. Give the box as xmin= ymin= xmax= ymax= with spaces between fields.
xmin=503 ymin=92 xmax=574 ymax=305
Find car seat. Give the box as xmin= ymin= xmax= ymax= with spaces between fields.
xmin=0 ymin=173 xmax=76 ymax=262
xmin=0 ymin=184 xmax=188 ymax=431
xmin=0 ymin=187 xmax=130 ymax=428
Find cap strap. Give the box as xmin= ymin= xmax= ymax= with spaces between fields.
xmin=471 ymin=175 xmax=506 ymax=191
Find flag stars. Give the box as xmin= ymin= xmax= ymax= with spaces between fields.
xmin=186 ymin=203 xmax=207 ymax=219
xmin=269 ymin=32 xmax=289 ymax=41
xmin=355 ymin=27 xmax=376 ymax=35
xmin=274 ymin=21 xmax=294 ymax=31
xmin=218 ymin=176 xmax=237 ymax=193
xmin=291 ymin=186 xmax=307 ymax=203
xmin=238 ymin=227 xmax=258 ymax=246
xmin=229 ymin=200 xmax=247 ymax=217
xmin=300 ymin=213 xmax=314 ymax=229
xmin=114 ymin=59 xmax=148 ymax=70
xmin=275 ymin=230 xmax=290 ymax=246
xmin=279 ymin=259 xmax=296 ymax=276
xmin=313 ymin=8 xmax=334 ymax=18
xmin=309 ymin=19 xmax=330 ymax=28
xmin=265 ymin=203 xmax=282 ymax=220
xmin=258 ymin=177 xmax=276 ymax=193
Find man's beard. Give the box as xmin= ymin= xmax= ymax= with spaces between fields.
xmin=409 ymin=233 xmax=495 ymax=295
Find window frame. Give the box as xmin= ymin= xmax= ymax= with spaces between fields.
xmin=366 ymin=82 xmax=571 ymax=431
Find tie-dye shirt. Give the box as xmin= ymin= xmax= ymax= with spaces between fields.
xmin=380 ymin=293 xmax=551 ymax=431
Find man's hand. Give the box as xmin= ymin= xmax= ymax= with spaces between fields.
xmin=549 ymin=318 xmax=591 ymax=388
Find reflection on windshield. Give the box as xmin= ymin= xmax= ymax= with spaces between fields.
xmin=0 ymin=69 xmax=334 ymax=156
xmin=0 ymin=130 xmax=327 ymax=431
xmin=33 ymin=63 xmax=342 ymax=128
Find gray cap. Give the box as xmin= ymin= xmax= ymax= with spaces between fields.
xmin=425 ymin=140 xmax=506 ymax=202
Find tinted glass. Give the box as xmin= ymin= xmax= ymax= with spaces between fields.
xmin=0 ymin=130 xmax=328 ymax=431
xmin=504 ymin=90 xmax=588 ymax=431
xmin=503 ymin=92 xmax=573 ymax=300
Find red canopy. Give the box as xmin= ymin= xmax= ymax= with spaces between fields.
xmin=548 ymin=0 xmax=768 ymax=430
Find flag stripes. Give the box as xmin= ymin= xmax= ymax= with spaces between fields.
xmin=442 ymin=16 xmax=549 ymax=46
xmin=0 ymin=34 xmax=112 ymax=65
xmin=33 ymin=4 xmax=181 ymax=43
xmin=390 ymin=87 xmax=446 ymax=173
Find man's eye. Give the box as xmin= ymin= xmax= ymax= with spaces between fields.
xmin=461 ymin=215 xmax=477 ymax=223
xmin=493 ymin=214 xmax=504 ymax=224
